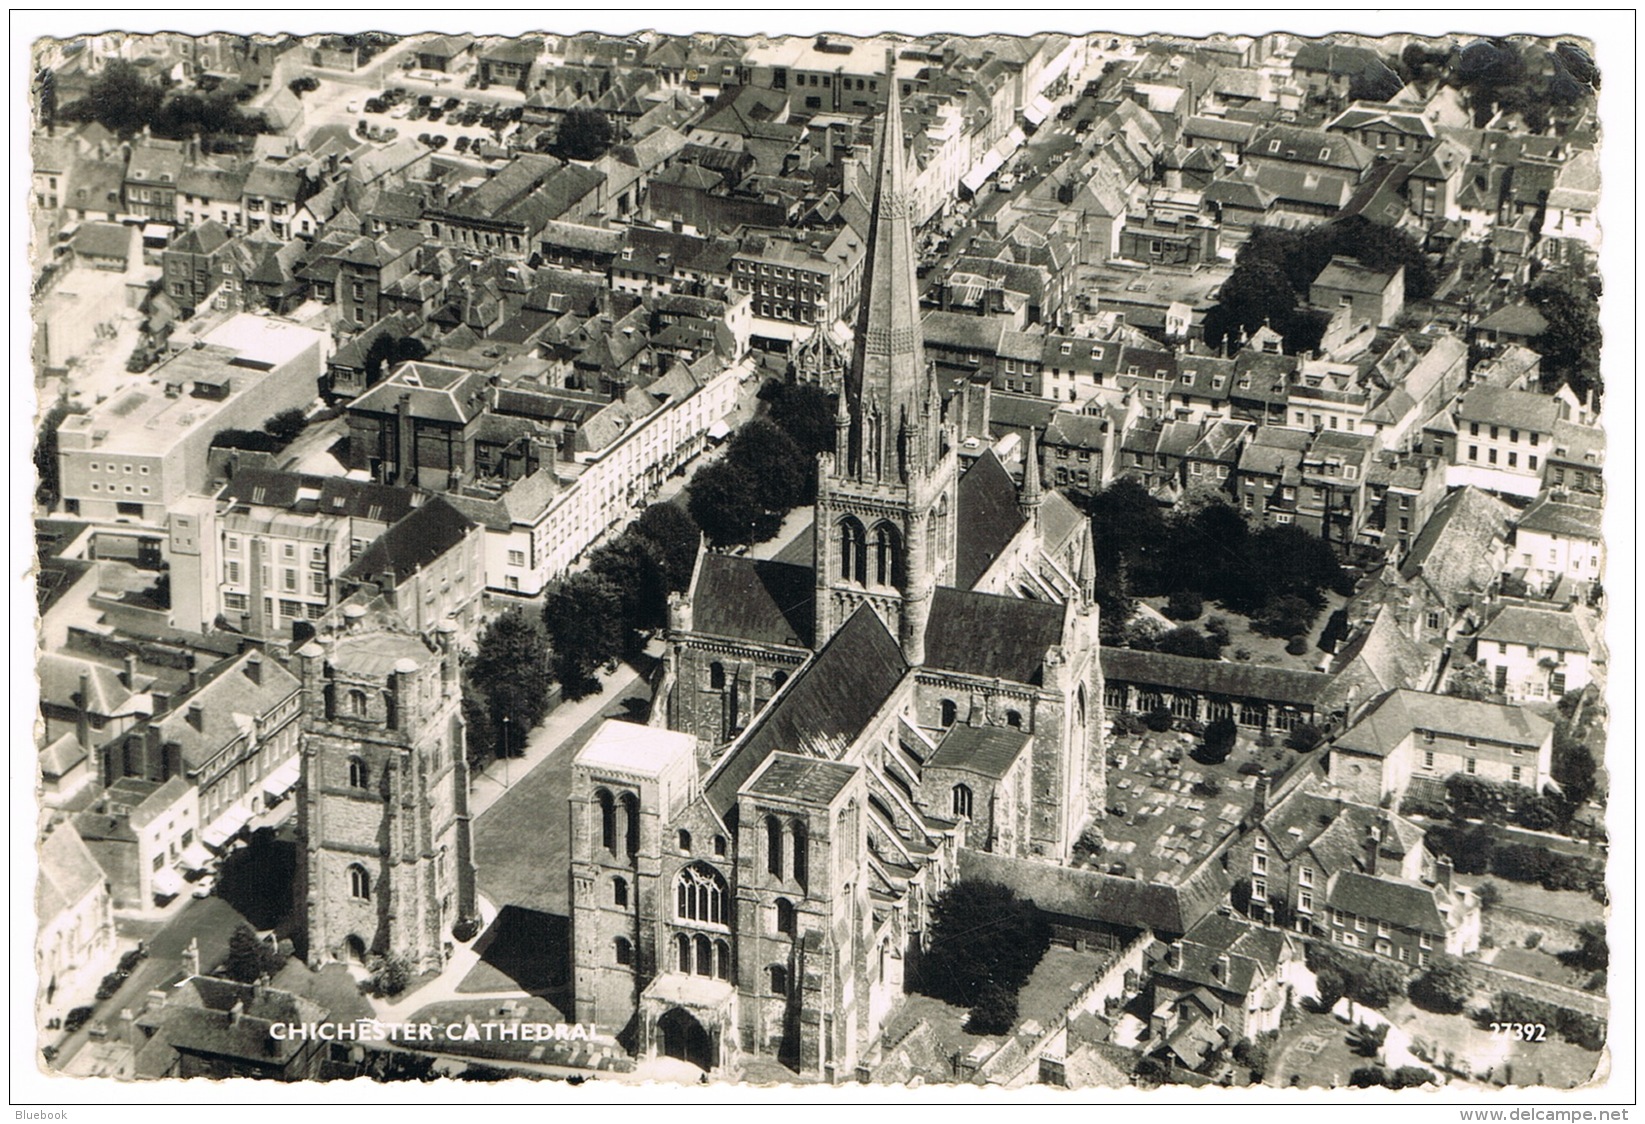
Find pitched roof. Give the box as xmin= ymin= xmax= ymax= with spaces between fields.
xmin=925 ymin=587 xmax=1065 ymax=685
xmin=349 ymin=484 xmax=471 ymax=569
xmin=705 ymin=604 xmax=906 ymax=819
xmin=954 ymin=450 xmax=1027 ymax=590
xmin=143 ymin=651 xmax=302 ymax=773
xmin=72 ymin=221 xmax=133 ymax=261
xmin=927 ymin=723 xmax=1032 ymax=781
xmin=37 ymin=825 xmax=105 ymax=924
xmin=742 ymin=752 xmax=858 ymax=806
xmin=1476 ymin=605 xmax=1591 ymax=653
xmin=1312 ymin=256 xmax=1399 ymax=295
xmin=1475 ymin=303 xmax=1550 ymax=337
xmin=1455 ymin=385 xmax=1560 ymax=432
xmin=1101 ymin=648 xmax=1333 ymax=707
xmin=959 ymin=847 xmax=1229 ymax=936
xmin=1398 ymin=486 xmax=1511 ymax=595
xmin=1333 ymin=689 xmax=1551 ymax=758
xmin=1516 ymin=495 xmax=1602 ymax=540
xmin=1327 ymin=870 xmax=1444 ymax=933
xmin=690 ymin=555 xmax=815 ymax=649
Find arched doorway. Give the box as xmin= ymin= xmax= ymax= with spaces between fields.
xmin=657 ymin=1007 xmax=714 ymax=1072
xmin=344 ymin=934 xmax=368 ymax=964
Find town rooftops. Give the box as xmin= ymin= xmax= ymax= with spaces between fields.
xmin=350 ymin=362 xmax=489 ymax=423
xmin=71 ymin=221 xmax=135 ymax=262
xmin=1332 ymin=689 xmax=1552 ymax=759
xmin=1475 ymin=303 xmax=1550 ymax=338
xmin=145 ymin=650 xmax=302 ymax=773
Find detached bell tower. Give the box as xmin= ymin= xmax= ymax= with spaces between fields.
xmin=814 ymin=55 xmax=957 ymax=665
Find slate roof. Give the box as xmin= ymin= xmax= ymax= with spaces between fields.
xmin=37 ymin=825 xmax=105 ymax=924
xmin=690 ymin=555 xmax=815 ymax=649
xmin=925 ymin=587 xmax=1065 ymax=685
xmin=1250 ymin=124 xmax=1373 ymax=174
xmin=72 ymin=221 xmax=133 ymax=262
xmin=148 ymin=977 xmax=326 ymax=1066
xmin=341 ymin=496 xmax=475 ymax=586
xmin=139 ymin=651 xmax=302 ymax=773
xmin=1101 ymin=648 xmax=1333 ymax=707
xmin=926 ymin=723 xmax=1032 ymax=781
xmin=38 ymin=652 xmax=136 ymax=716
xmin=959 ymin=847 xmax=1229 ymax=936
xmin=705 ymin=604 xmax=906 ymax=819
xmin=1312 ymin=256 xmax=1398 ymax=295
xmin=1476 ymin=605 xmax=1591 ymax=653
xmin=1398 ymin=486 xmax=1511 ymax=596
xmin=743 ymin=752 xmax=858 ymax=806
xmin=1333 ymin=689 xmax=1551 ymax=759
xmin=1516 ymin=495 xmax=1602 ymax=540
xmin=1475 ymin=304 xmax=1549 ymax=339
xmin=1327 ymin=870 xmax=1444 ymax=934
xmin=1157 ymin=914 xmax=1290 ymax=997
xmin=954 ymin=450 xmax=1026 ymax=590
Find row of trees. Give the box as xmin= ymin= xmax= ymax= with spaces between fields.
xmin=1526 ymin=270 xmax=1603 ymax=406
xmin=686 ymin=382 xmax=835 ymax=549
xmin=1202 ymin=217 xmax=1435 ymax=354
xmin=56 ymin=60 xmax=268 ymax=139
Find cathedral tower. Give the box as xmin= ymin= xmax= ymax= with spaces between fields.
xmin=814 ymin=61 xmax=958 ymax=663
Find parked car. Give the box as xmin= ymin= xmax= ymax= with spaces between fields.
xmin=443 ymin=96 xmax=460 ymax=110
xmin=191 ymin=877 xmax=215 ymax=899
xmin=453 ymin=135 xmax=471 ymax=153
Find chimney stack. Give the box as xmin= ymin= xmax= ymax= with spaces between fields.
xmin=1363 ymin=827 xmax=1378 ymax=877
xmin=187 ymin=702 xmax=205 ymax=732
xmin=1250 ymin=775 xmax=1270 ymax=823
xmin=1215 ymin=953 xmax=1231 ymax=982
xmin=1436 ymin=856 xmax=1453 ymax=890
xmin=122 ymin=653 xmax=139 ymax=690
xmin=245 ymin=650 xmax=263 ymax=686
xmin=186 ymin=652 xmax=200 ymax=693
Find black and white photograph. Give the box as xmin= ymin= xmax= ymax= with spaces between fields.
xmin=14 ymin=11 xmax=1633 ymax=1110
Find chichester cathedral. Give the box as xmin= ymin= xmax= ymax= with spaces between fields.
xmin=568 ymin=73 xmax=1106 ymax=1079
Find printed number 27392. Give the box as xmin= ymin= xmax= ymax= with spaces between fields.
xmin=1491 ymin=1023 xmax=1547 ymax=1041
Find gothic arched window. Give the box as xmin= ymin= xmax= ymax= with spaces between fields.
xmin=1006 ymin=709 xmax=1023 ymax=729
xmin=694 ymin=933 xmax=713 ymax=977
xmin=348 ymin=864 xmax=371 ymax=900
xmin=871 ymin=522 xmax=902 ymax=587
xmin=775 ymin=897 xmax=796 ymax=936
xmin=614 ymin=936 xmax=633 ymax=965
xmin=769 ymin=964 xmax=789 ymax=997
xmin=714 ymin=938 xmax=731 ymax=980
xmin=676 ymin=932 xmax=691 ymax=972
xmin=940 ymin=698 xmax=958 ymax=727
xmin=348 ymin=757 xmax=370 ymax=789
xmin=613 ymin=876 xmax=628 ymax=907
xmin=952 ymin=784 xmax=974 ymax=819
xmin=675 ymin=863 xmax=730 ymax=927
xmin=348 ymin=689 xmax=368 ymax=717
xmin=709 ymin=662 xmax=726 ymax=691
xmin=792 ymin=820 xmax=808 ymax=887
xmin=839 ymin=516 xmax=867 ymax=584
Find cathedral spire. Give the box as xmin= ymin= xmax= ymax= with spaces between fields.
xmin=845 ymin=54 xmax=931 ymax=480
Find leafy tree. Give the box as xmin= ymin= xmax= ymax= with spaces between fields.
xmin=1551 ymin=725 xmax=1598 ymax=808
xmin=728 ymin=418 xmax=812 ymax=510
xmin=460 ymin=670 xmax=496 ymax=769
xmin=362 ymin=332 xmax=430 ymax=388
xmin=1144 ymin=625 xmax=1222 ymax=661
xmin=765 ymin=381 xmax=838 ymax=457
xmin=1476 ymin=880 xmax=1502 ymax=909
xmin=965 ymin=979 xmax=1019 ymax=1035
xmin=1164 ymin=589 xmax=1203 ymax=621
xmin=1285 ymin=723 xmax=1324 ymax=753
xmin=1312 ymin=966 xmax=1346 ymax=1012
xmin=1201 ymin=717 xmax=1238 ymax=764
xmin=1144 ymin=706 xmax=1175 ymax=733
xmin=554 ymin=107 xmax=615 ymax=161
xmin=588 ymin=532 xmax=669 ymax=641
xmin=471 ymin=609 xmax=555 ymax=746
xmin=1570 ymin=922 xmax=1608 ymax=972
xmin=917 ymin=880 xmax=1051 ymax=1009
xmin=1386 ymin=1066 xmax=1437 ymax=1090
xmin=368 ymin=954 xmax=412 ymax=998
xmin=62 ymin=60 xmax=164 ymax=136
xmin=1409 ymin=954 xmax=1472 ymax=1014
xmin=34 ymin=398 xmax=85 ymax=510
xmin=543 ymin=572 xmax=626 ymax=699
xmin=224 ymin=923 xmax=282 ymax=984
xmin=687 ymin=458 xmax=770 ymax=548
xmin=1527 ymin=271 xmax=1603 ymax=404
xmin=1445 ymin=660 xmax=1494 ymax=700
xmin=1233 ymin=1034 xmax=1273 ymax=1080
xmin=631 ymin=502 xmax=702 ymax=593
xmin=1348 ymin=60 xmax=1404 ymax=103
xmin=1253 ymin=594 xmax=1318 ymax=640
xmin=262 ymin=407 xmax=309 ymax=445
xmin=1348 ymin=1021 xmax=1388 ymax=1058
